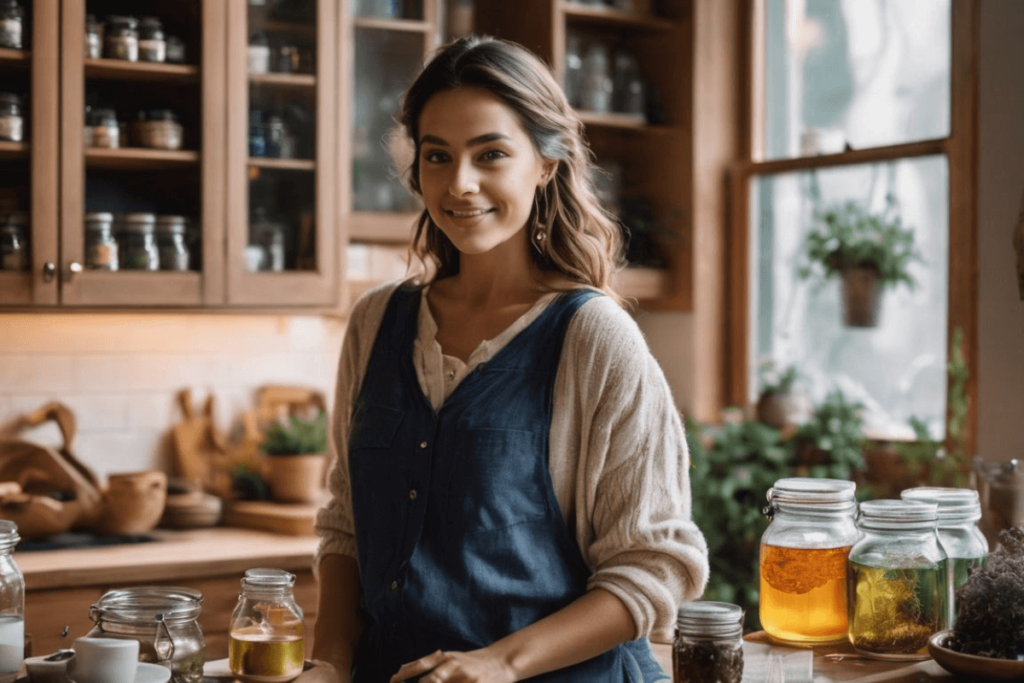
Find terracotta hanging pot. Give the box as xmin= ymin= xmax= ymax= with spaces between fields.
xmin=840 ymin=266 xmax=882 ymax=327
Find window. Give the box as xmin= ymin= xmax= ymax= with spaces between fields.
xmin=731 ymin=0 xmax=977 ymax=441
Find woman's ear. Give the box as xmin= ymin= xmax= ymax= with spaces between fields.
xmin=540 ymin=160 xmax=558 ymax=187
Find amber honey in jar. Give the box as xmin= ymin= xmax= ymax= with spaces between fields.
xmin=759 ymin=477 xmax=858 ymax=645
xmin=229 ymin=568 xmax=305 ymax=683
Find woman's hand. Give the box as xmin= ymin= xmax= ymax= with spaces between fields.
xmin=389 ymin=648 xmax=517 ymax=683
xmin=292 ymin=659 xmax=349 ymax=683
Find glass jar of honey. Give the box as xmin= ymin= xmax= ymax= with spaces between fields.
xmin=759 ymin=477 xmax=858 ymax=646
xmin=229 ymin=568 xmax=305 ymax=682
xmin=848 ymin=499 xmax=948 ymax=660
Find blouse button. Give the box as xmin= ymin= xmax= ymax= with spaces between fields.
xmin=446 ymin=370 xmax=455 ymax=381
xmin=408 ymin=489 xmax=418 ymax=500
xmin=389 ymin=580 xmax=399 ymax=591
xmin=419 ymin=441 xmax=428 ymax=449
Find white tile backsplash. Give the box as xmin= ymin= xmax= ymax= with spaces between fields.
xmin=0 ymin=314 xmax=345 ymax=481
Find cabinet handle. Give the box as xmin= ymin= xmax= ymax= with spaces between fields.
xmin=67 ymin=262 xmax=83 ymax=280
xmin=42 ymin=262 xmax=56 ymax=282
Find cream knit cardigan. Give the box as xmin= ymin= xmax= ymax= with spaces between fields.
xmin=315 ymin=280 xmax=709 ymax=643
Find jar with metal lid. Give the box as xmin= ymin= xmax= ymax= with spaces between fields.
xmin=673 ymin=601 xmax=743 ymax=683
xmin=0 ymin=212 xmax=28 ymax=271
xmin=87 ymin=586 xmax=205 ymax=683
xmin=85 ymin=212 xmax=119 ymax=270
xmin=0 ymin=92 xmax=24 ymax=143
xmin=248 ymin=31 xmax=270 ymax=74
xmin=250 ymin=209 xmax=285 ymax=272
xmin=900 ymin=487 xmax=988 ymax=626
xmin=156 ymin=215 xmax=190 ymax=271
xmin=138 ymin=17 xmax=165 ymax=62
xmin=0 ymin=521 xmax=24 ymax=675
xmin=133 ymin=109 xmax=183 ymax=150
xmin=119 ymin=213 xmax=159 ymax=270
xmin=0 ymin=0 xmax=24 ymax=50
xmin=759 ymin=477 xmax=858 ymax=645
xmin=264 ymin=115 xmax=286 ymax=158
xmin=85 ymin=14 xmax=103 ymax=59
xmin=105 ymin=15 xmax=139 ymax=61
xmin=228 ymin=568 xmax=305 ymax=682
xmin=165 ymin=35 xmax=186 ymax=64
xmin=90 ymin=108 xmax=120 ymax=148
xmin=848 ymin=499 xmax=948 ymax=660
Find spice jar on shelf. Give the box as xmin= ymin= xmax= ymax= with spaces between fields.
xmin=673 ymin=601 xmax=744 ymax=683
xmin=264 ymin=115 xmax=286 ymax=158
xmin=166 ymin=35 xmax=186 ymax=64
xmin=85 ymin=14 xmax=103 ymax=59
xmin=759 ymin=477 xmax=858 ymax=646
xmin=138 ymin=16 xmax=166 ymax=63
xmin=156 ymin=215 xmax=190 ymax=271
xmin=848 ymin=499 xmax=948 ymax=660
xmin=900 ymin=487 xmax=988 ymax=626
xmin=228 ymin=568 xmax=305 ymax=682
xmin=0 ymin=0 xmax=24 ymax=50
xmin=89 ymin=108 xmax=120 ymax=148
xmin=0 ymin=92 xmax=23 ymax=143
xmin=85 ymin=212 xmax=118 ymax=270
xmin=0 ymin=212 xmax=28 ymax=271
xmin=133 ymin=109 xmax=184 ymax=150
xmin=119 ymin=213 xmax=159 ymax=270
xmin=248 ymin=31 xmax=270 ymax=74
xmin=104 ymin=15 xmax=139 ymax=61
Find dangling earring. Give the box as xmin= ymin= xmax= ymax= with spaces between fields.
xmin=532 ymin=191 xmax=548 ymax=251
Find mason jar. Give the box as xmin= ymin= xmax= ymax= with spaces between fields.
xmin=119 ymin=213 xmax=159 ymax=270
xmin=759 ymin=477 xmax=858 ymax=645
xmin=848 ymin=500 xmax=948 ymax=660
xmin=85 ymin=14 xmax=103 ymax=59
xmin=673 ymin=601 xmax=744 ymax=683
xmin=156 ymin=215 xmax=190 ymax=271
xmin=137 ymin=16 xmax=166 ymax=63
xmin=0 ymin=92 xmax=24 ymax=143
xmin=0 ymin=521 xmax=24 ymax=676
xmin=0 ymin=213 xmax=28 ymax=271
xmin=105 ymin=15 xmax=139 ymax=61
xmin=85 ymin=212 xmax=119 ymax=270
xmin=901 ymin=487 xmax=988 ymax=626
xmin=0 ymin=0 xmax=24 ymax=50
xmin=88 ymin=587 xmax=205 ymax=683
xmin=228 ymin=568 xmax=305 ymax=682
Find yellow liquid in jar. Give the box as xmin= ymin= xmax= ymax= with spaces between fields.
xmin=759 ymin=544 xmax=851 ymax=645
xmin=229 ymin=629 xmax=305 ymax=683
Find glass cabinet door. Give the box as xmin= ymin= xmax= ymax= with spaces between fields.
xmin=0 ymin=0 xmax=58 ymax=306
xmin=225 ymin=0 xmax=338 ymax=306
xmin=59 ymin=0 xmax=224 ymax=306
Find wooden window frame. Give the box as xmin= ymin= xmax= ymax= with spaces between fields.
xmin=727 ymin=0 xmax=979 ymax=452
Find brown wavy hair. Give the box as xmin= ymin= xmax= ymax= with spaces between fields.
xmin=392 ymin=35 xmax=626 ymax=305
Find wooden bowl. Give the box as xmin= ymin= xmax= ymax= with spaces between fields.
xmin=92 ymin=470 xmax=168 ymax=536
xmin=928 ymin=631 xmax=1024 ymax=681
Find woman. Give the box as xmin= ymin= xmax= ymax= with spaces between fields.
xmin=305 ymin=36 xmax=708 ymax=683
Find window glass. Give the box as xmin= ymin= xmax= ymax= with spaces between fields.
xmin=762 ymin=0 xmax=950 ymax=159
xmin=748 ymin=156 xmax=949 ymax=438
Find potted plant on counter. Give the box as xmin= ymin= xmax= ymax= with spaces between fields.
xmin=754 ymin=362 xmax=812 ymax=434
xmin=260 ymin=410 xmax=329 ymax=504
xmin=799 ymin=194 xmax=922 ymax=327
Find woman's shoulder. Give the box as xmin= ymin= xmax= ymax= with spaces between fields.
xmin=566 ymin=291 xmax=650 ymax=363
xmin=349 ymin=278 xmax=419 ymax=329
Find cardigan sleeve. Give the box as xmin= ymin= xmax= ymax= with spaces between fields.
xmin=554 ymin=297 xmax=709 ymax=643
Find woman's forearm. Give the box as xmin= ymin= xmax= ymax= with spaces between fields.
xmin=486 ymin=588 xmax=636 ymax=680
xmin=311 ymin=553 xmax=365 ymax=673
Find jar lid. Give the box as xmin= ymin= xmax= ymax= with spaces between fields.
xmin=767 ymin=477 xmax=857 ymax=514
xmin=241 ymin=568 xmax=296 ymax=593
xmin=91 ymin=587 xmax=203 ymax=625
xmin=901 ymin=487 xmax=982 ymax=524
xmin=140 ymin=16 xmax=162 ymax=27
xmin=84 ymin=212 xmax=114 ymax=223
xmin=858 ymin=499 xmax=937 ymax=530
xmin=145 ymin=109 xmax=178 ymax=122
xmin=0 ymin=92 xmax=22 ymax=107
xmin=156 ymin=215 xmax=187 ymax=234
xmin=107 ymin=15 xmax=139 ymax=28
xmin=676 ymin=601 xmax=744 ymax=638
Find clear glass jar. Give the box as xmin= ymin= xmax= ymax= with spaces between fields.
xmin=759 ymin=477 xmax=858 ymax=645
xmin=85 ymin=212 xmax=119 ymax=270
xmin=250 ymin=208 xmax=285 ymax=271
xmin=0 ymin=521 xmax=24 ymax=675
xmin=85 ymin=14 xmax=103 ymax=59
xmin=87 ymin=587 xmax=205 ymax=683
xmin=0 ymin=212 xmax=28 ymax=271
xmin=105 ymin=15 xmax=139 ymax=61
xmin=673 ymin=601 xmax=743 ymax=683
xmin=156 ymin=215 xmax=190 ymax=271
xmin=264 ymin=115 xmax=286 ymax=158
xmin=563 ymin=31 xmax=584 ymax=110
xmin=90 ymin=108 xmax=120 ymax=149
xmin=120 ymin=213 xmax=159 ymax=270
xmin=0 ymin=92 xmax=24 ymax=143
xmin=165 ymin=35 xmax=186 ymax=64
xmin=228 ymin=569 xmax=305 ymax=682
xmin=138 ymin=17 xmax=166 ymax=63
xmin=248 ymin=32 xmax=270 ymax=74
xmin=581 ymin=41 xmax=613 ymax=113
xmin=134 ymin=109 xmax=183 ymax=150
xmin=900 ymin=487 xmax=988 ymax=626
xmin=848 ymin=499 xmax=948 ymax=660
xmin=0 ymin=0 xmax=24 ymax=50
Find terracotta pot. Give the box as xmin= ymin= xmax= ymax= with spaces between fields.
xmin=840 ymin=266 xmax=883 ymax=327
xmin=263 ymin=453 xmax=328 ymax=504
xmin=755 ymin=390 xmax=812 ymax=431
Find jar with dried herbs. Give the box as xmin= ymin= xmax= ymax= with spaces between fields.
xmin=673 ymin=601 xmax=744 ymax=683
xmin=104 ymin=15 xmax=139 ymax=61
xmin=119 ymin=213 xmax=159 ymax=270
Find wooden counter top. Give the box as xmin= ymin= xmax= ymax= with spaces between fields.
xmin=17 ymin=527 xmax=319 ymax=590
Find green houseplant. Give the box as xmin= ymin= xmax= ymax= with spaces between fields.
xmin=260 ymin=411 xmax=330 ymax=503
xmin=799 ymin=195 xmax=922 ymax=326
xmin=754 ymin=363 xmax=812 ymax=432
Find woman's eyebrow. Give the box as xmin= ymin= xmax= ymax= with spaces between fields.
xmin=419 ymin=132 xmax=512 ymax=147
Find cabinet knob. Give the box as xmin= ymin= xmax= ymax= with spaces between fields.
xmin=42 ymin=262 xmax=56 ymax=282
xmin=67 ymin=262 xmax=83 ymax=280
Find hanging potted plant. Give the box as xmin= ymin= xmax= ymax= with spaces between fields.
xmin=799 ymin=194 xmax=922 ymax=327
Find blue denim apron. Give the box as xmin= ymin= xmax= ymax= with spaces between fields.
xmin=347 ymin=285 xmax=669 ymax=682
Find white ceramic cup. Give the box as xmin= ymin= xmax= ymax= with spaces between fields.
xmin=70 ymin=637 xmax=139 ymax=683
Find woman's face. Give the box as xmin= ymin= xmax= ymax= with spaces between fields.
xmin=417 ymin=86 xmax=555 ymax=258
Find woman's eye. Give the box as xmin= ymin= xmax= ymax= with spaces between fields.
xmin=480 ymin=150 xmax=507 ymax=162
xmin=423 ymin=150 xmax=448 ymax=163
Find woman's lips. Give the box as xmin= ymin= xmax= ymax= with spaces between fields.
xmin=445 ymin=207 xmax=493 ymax=217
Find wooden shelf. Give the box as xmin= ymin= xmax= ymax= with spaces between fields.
xmin=348 ymin=211 xmax=419 ymax=243
xmin=353 ymin=16 xmax=432 ymax=33
xmin=560 ymin=2 xmax=676 ymax=31
xmin=0 ymin=47 xmax=29 ymax=66
xmin=249 ymin=157 xmax=316 ymax=171
xmin=84 ymin=58 xmax=200 ymax=83
xmin=0 ymin=140 xmax=29 ymax=161
xmin=577 ymin=110 xmax=677 ymax=132
xmin=85 ymin=147 xmax=200 ymax=170
xmin=249 ymin=72 xmax=317 ymax=89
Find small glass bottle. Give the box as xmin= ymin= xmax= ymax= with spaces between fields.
xmin=0 ymin=521 xmax=24 ymax=676
xmin=264 ymin=115 xmax=286 ymax=158
xmin=848 ymin=499 xmax=948 ymax=660
xmin=248 ymin=32 xmax=270 ymax=74
xmin=85 ymin=14 xmax=103 ymax=59
xmin=105 ymin=16 xmax=139 ymax=61
xmin=0 ymin=0 xmax=24 ymax=50
xmin=0 ymin=92 xmax=23 ymax=143
xmin=0 ymin=212 xmax=28 ymax=271
xmin=137 ymin=17 xmax=166 ymax=63
xmin=228 ymin=568 xmax=305 ymax=683
xmin=759 ymin=477 xmax=858 ymax=645
xmin=85 ymin=212 xmax=119 ymax=270
xmin=900 ymin=487 xmax=988 ymax=626
xmin=156 ymin=215 xmax=190 ymax=271
xmin=90 ymin=108 xmax=120 ymax=149
xmin=563 ymin=31 xmax=584 ymax=110
xmin=673 ymin=602 xmax=744 ymax=683
xmin=165 ymin=35 xmax=186 ymax=64
xmin=249 ymin=110 xmax=266 ymax=158
xmin=581 ymin=41 xmax=613 ymax=113
xmin=119 ymin=213 xmax=159 ymax=270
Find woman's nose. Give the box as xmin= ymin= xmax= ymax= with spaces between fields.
xmin=448 ymin=160 xmax=479 ymax=196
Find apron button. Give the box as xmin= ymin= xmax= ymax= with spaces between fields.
xmin=389 ymin=580 xmax=399 ymax=591
xmin=419 ymin=441 xmax=428 ymax=449
xmin=408 ymin=489 xmax=418 ymax=500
